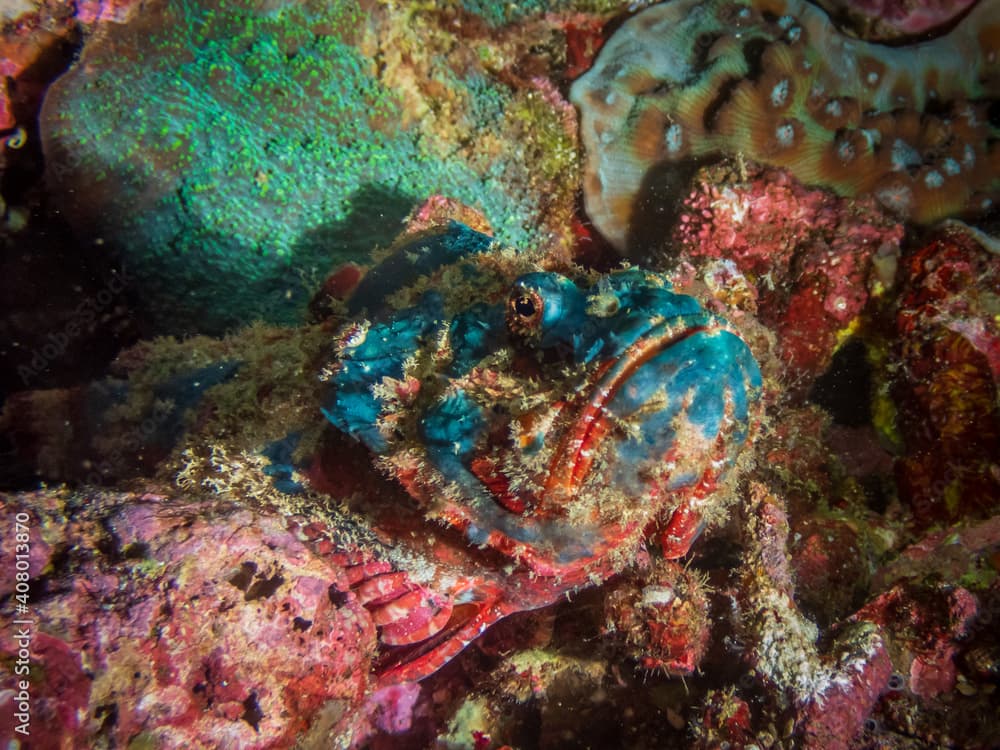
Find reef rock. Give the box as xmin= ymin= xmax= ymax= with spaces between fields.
xmin=0 ymin=489 xmax=378 ymax=748
xmin=671 ymin=161 xmax=904 ymax=380
xmin=885 ymin=227 xmax=1000 ymax=528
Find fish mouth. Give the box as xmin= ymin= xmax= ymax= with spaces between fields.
xmin=542 ymin=318 xmax=713 ymax=501
xmin=460 ymin=312 xmax=756 ymax=572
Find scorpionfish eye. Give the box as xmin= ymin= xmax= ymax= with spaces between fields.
xmin=505 ymin=273 xmax=586 ymax=348
xmin=506 ymin=288 xmax=544 ymax=338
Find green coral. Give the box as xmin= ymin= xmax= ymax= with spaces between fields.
xmin=43 ymin=0 xmax=567 ymax=333
xmin=508 ymin=88 xmax=579 ymax=187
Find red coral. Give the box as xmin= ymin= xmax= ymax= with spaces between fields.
xmin=0 ymin=633 xmax=90 ymax=745
xmin=672 ymin=164 xmax=904 ymax=384
xmin=890 ymin=231 xmax=1000 ymax=527
xmin=562 ymin=15 xmax=608 ymax=81
xmin=798 ymin=638 xmax=892 ymax=750
xmin=855 ymin=583 xmax=978 ymax=699
xmin=75 ymin=0 xmax=144 ymax=26
xmin=0 ymin=79 xmax=13 ymax=131
xmin=694 ymin=689 xmax=755 ymax=748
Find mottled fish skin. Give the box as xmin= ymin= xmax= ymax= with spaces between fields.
xmin=320 ymin=222 xmax=762 ymax=683
xmin=325 ymin=222 xmax=761 ymax=562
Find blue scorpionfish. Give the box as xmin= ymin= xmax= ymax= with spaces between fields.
xmin=316 ymin=220 xmax=763 ymax=684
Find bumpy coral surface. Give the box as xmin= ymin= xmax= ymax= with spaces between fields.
xmin=571 ymin=0 xmax=1000 ymax=252
xmin=671 ymin=161 xmax=905 ymax=380
xmin=0 ymin=490 xmax=378 ymax=748
xmin=41 ymin=0 xmax=581 ymax=333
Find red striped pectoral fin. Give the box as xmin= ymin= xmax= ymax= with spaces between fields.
xmin=350 ymin=570 xmax=455 ymax=647
xmin=377 ymin=589 xmax=454 ymax=647
xmin=375 ymin=583 xmax=511 ymax=686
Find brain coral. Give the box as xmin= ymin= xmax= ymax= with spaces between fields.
xmin=570 ymin=0 xmax=1000 ymax=252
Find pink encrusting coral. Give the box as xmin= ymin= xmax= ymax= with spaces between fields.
xmin=570 ymin=0 xmax=1000 ymax=253
xmin=854 ymin=584 xmax=979 ymax=699
xmin=74 ymin=0 xmax=144 ymax=27
xmin=727 ymin=483 xmax=893 ymax=750
xmin=672 ymin=163 xmax=904 ymax=379
xmin=0 ymin=490 xmax=379 ymax=749
xmin=0 ymin=17 xmax=64 ymax=134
